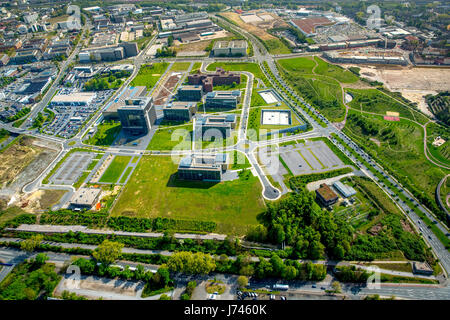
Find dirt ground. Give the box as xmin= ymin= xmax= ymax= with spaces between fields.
xmin=15 ymin=189 xmax=67 ymax=213
xmin=220 ymin=11 xmax=288 ymax=41
xmin=341 ymin=64 xmax=450 ymax=116
xmin=153 ymin=73 xmax=183 ymax=105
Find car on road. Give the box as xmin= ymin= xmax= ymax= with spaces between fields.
xmin=280 ymin=296 xmax=286 ymax=300
xmin=312 ymin=285 xmax=316 ymax=288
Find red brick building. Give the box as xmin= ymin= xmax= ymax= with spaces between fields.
xmin=187 ymin=68 xmax=241 ymax=93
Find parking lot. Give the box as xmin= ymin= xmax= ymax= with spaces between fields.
xmin=50 ymin=151 xmax=96 ymax=185
xmin=44 ymin=88 xmax=114 ymax=139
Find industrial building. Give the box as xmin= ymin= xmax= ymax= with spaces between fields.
xmin=178 ymin=153 xmax=228 ymax=181
xmin=79 ymin=42 xmax=139 ymax=63
xmin=117 ymin=97 xmax=156 ymax=135
xmin=163 ymin=101 xmax=197 ymax=122
xmin=177 ymin=85 xmax=204 ymax=101
xmin=50 ymin=92 xmax=96 ymax=107
xmin=187 ymin=68 xmax=241 ymax=93
xmin=69 ymin=188 xmax=102 ymax=209
xmin=205 ymin=90 xmax=241 ymax=110
xmin=316 ymin=184 xmax=338 ymax=207
xmin=103 ymin=86 xmax=147 ymax=120
xmin=333 ymin=181 xmax=357 ymax=198
xmin=212 ymin=40 xmax=248 ymax=57
xmin=195 ymin=114 xmax=236 ymax=139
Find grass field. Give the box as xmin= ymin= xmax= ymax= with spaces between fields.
xmin=343 ymin=110 xmax=448 ymax=210
xmin=119 ymin=167 xmax=133 ymax=184
xmin=206 ymin=62 xmax=270 ymax=87
xmin=347 ymin=88 xmax=428 ymax=124
xmin=85 ymin=121 xmax=121 ymax=147
xmin=130 ymin=62 xmax=170 ymax=90
xmin=111 ymin=156 xmax=266 ymax=235
xmin=190 ymin=62 xmax=202 ymax=74
xmin=99 ymin=156 xmax=131 ymax=184
xmin=263 ymin=38 xmax=291 ymax=55
xmin=170 ymin=62 xmax=191 ymax=72
xmin=146 ymin=125 xmax=192 ymax=151
xmin=277 ymin=56 xmax=349 ymax=122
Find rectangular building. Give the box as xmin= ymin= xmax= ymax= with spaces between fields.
xmin=163 ymin=101 xmax=197 ymax=122
xmin=187 ymin=67 xmax=240 ymax=93
xmin=103 ymin=86 xmax=147 ymax=120
xmin=50 ymin=92 xmax=96 ymax=107
xmin=195 ymin=114 xmax=236 ymax=139
xmin=177 ymin=85 xmax=204 ymax=101
xmin=178 ymin=153 xmax=228 ymax=181
xmin=212 ymin=40 xmax=247 ymax=57
xmin=333 ymin=181 xmax=356 ymax=198
xmin=316 ymin=184 xmax=338 ymax=206
xmin=69 ymin=188 xmax=102 ymax=209
xmin=205 ymin=90 xmax=241 ymax=110
xmin=117 ymin=97 xmax=156 ymax=135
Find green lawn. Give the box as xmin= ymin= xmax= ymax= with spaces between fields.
xmin=111 ymin=156 xmax=266 ymax=235
xmin=347 ymin=88 xmax=428 ymax=124
xmin=343 ymin=110 xmax=448 ymax=214
xmin=130 ymin=62 xmax=170 ymax=89
xmin=190 ymin=62 xmax=202 ymax=74
xmin=206 ymin=62 xmax=270 ymax=87
xmin=99 ymin=156 xmax=132 ymax=183
xmin=170 ymin=62 xmax=191 ymax=72
xmin=119 ymin=167 xmax=133 ymax=184
xmin=229 ymin=151 xmax=251 ymax=170
xmin=85 ymin=121 xmax=121 ymax=147
xmin=213 ymin=74 xmax=247 ymax=91
xmin=263 ymin=38 xmax=291 ymax=55
xmin=146 ymin=125 xmax=192 ymax=151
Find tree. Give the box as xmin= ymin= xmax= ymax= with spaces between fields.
xmin=237 ymin=275 xmax=248 ymax=288
xmin=92 ymin=240 xmax=124 ymax=265
xmin=167 ymin=251 xmax=216 ymax=274
xmin=159 ymin=294 xmax=171 ymax=300
xmin=20 ymin=234 xmax=43 ymax=252
xmin=331 ymin=281 xmax=342 ymax=293
xmin=284 ymin=266 xmax=297 ymax=280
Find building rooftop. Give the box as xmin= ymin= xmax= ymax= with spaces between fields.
xmin=51 ymin=92 xmax=96 ymax=104
xmin=316 ymin=184 xmax=338 ymax=202
xmin=104 ymin=86 xmax=147 ymax=113
xmin=70 ymin=188 xmax=101 ymax=206
xmin=333 ymin=181 xmax=357 ymax=198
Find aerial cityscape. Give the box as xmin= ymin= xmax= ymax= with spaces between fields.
xmin=0 ymin=0 xmax=449 ymax=306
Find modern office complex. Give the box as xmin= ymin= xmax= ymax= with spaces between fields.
xmin=316 ymin=184 xmax=338 ymax=206
xmin=205 ymin=90 xmax=241 ymax=110
xmin=177 ymin=85 xmax=204 ymax=101
xmin=163 ymin=101 xmax=197 ymax=122
xmin=117 ymin=97 xmax=156 ymax=135
xmin=212 ymin=40 xmax=248 ymax=57
xmin=195 ymin=114 xmax=236 ymax=139
xmin=103 ymin=86 xmax=147 ymax=120
xmin=187 ymin=68 xmax=241 ymax=93
xmin=178 ymin=153 xmax=228 ymax=181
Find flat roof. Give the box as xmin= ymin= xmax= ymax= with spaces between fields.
xmin=70 ymin=188 xmax=101 ymax=206
xmin=52 ymin=92 xmax=96 ymax=103
xmin=316 ymin=184 xmax=338 ymax=201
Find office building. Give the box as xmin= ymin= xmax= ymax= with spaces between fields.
xmin=212 ymin=40 xmax=247 ymax=57
xmin=195 ymin=114 xmax=236 ymax=139
xmin=205 ymin=90 xmax=241 ymax=110
xmin=316 ymin=184 xmax=338 ymax=206
xmin=188 ymin=68 xmax=240 ymax=93
xmin=103 ymin=86 xmax=147 ymax=120
xmin=178 ymin=153 xmax=228 ymax=181
xmin=117 ymin=97 xmax=156 ymax=135
xmin=177 ymin=85 xmax=204 ymax=101
xmin=163 ymin=101 xmax=197 ymax=122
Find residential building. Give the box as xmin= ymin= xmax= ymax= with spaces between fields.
xmin=178 ymin=153 xmax=228 ymax=181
